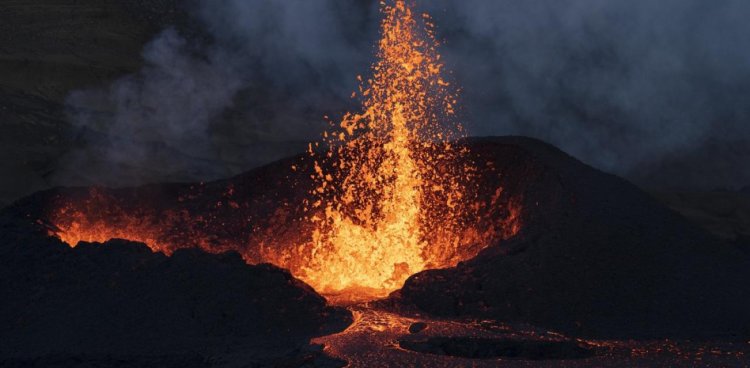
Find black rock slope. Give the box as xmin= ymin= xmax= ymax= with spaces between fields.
xmin=399 ymin=136 xmax=750 ymax=339
xmin=0 ymin=232 xmax=348 ymax=361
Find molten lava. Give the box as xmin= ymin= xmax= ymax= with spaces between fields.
xmin=278 ymin=0 xmax=478 ymax=297
xmin=45 ymin=0 xmax=522 ymax=302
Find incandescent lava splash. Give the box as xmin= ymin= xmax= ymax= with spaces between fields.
xmin=273 ymin=0 xmax=481 ymax=297
xmin=44 ymin=0 xmax=522 ymax=302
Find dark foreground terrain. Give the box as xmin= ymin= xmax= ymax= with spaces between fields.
xmin=0 ymin=235 xmax=350 ymax=366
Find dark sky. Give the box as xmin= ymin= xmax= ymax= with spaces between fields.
xmin=62 ymin=0 xmax=750 ymax=190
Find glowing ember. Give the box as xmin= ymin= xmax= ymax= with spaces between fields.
xmin=278 ymin=0 xmax=475 ymax=297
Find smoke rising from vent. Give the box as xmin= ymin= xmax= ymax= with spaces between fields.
xmin=60 ymin=0 xmax=750 ymax=190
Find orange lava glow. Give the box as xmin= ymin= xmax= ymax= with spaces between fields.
xmin=46 ymin=0 xmax=522 ymax=302
xmin=48 ymin=186 xmax=244 ymax=256
xmin=270 ymin=0 xmax=485 ymax=297
xmin=51 ymin=189 xmax=163 ymax=249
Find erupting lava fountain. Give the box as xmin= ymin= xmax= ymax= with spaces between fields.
xmin=48 ymin=0 xmax=522 ymax=303
xmin=274 ymin=0 xmax=501 ymax=299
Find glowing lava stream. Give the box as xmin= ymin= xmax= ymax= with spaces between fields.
xmin=278 ymin=0 xmax=478 ymax=299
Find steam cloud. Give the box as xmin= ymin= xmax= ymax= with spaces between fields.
xmin=61 ymin=0 xmax=750 ymax=190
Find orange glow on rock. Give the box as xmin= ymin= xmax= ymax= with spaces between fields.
xmin=46 ymin=0 xmax=522 ymax=303
xmin=264 ymin=0 xmax=506 ymax=299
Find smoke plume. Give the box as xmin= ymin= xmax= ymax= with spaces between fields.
xmin=60 ymin=0 xmax=750 ymax=190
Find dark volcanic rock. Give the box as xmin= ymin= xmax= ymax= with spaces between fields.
xmin=0 ymin=233 xmax=349 ymax=361
xmin=408 ymin=322 xmax=428 ymax=334
xmin=399 ymin=136 xmax=750 ymax=340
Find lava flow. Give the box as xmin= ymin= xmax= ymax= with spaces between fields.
xmin=45 ymin=0 xmax=522 ymax=302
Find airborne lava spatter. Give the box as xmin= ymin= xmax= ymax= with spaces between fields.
xmin=270 ymin=0 xmax=483 ymax=297
xmin=45 ymin=0 xmax=522 ymax=302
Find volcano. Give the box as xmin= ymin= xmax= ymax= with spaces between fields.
xmin=2 ymin=136 xmax=750 ymax=344
xmin=2 ymin=1 xmax=750 ymax=366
